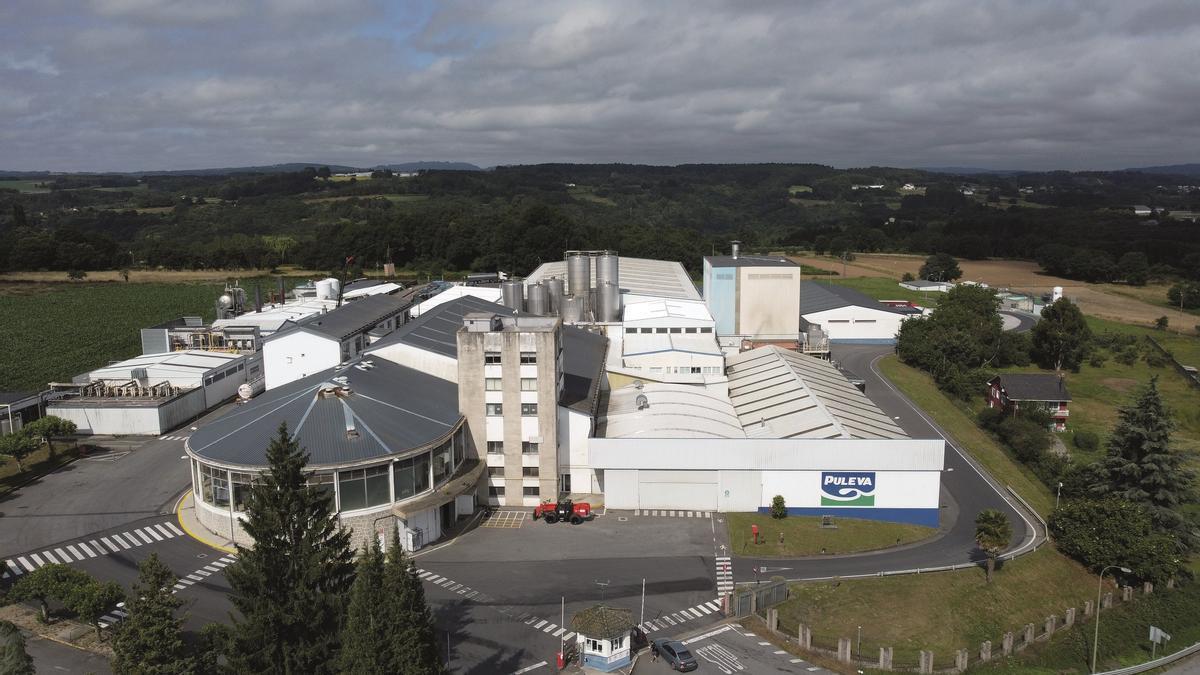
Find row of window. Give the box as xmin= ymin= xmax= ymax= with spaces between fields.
xmin=487 ymin=466 xmax=541 ymax=477
xmin=624 ymin=327 xmax=713 ymax=334
xmin=484 ymin=352 xmax=537 ymax=364
xmin=826 ymin=319 xmax=876 ymax=324
xmin=204 ymin=362 xmax=246 ymax=386
xmin=485 ymin=403 xmax=538 ymax=416
xmin=488 ymin=486 xmax=541 ymax=497
xmin=485 ymin=377 xmax=538 ymax=391
xmin=486 ymin=441 xmax=539 ymax=454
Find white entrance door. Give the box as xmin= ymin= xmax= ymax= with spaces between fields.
xmin=636 ymin=470 xmax=718 ymax=511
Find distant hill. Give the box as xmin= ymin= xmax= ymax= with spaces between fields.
xmin=374 ymin=161 xmax=482 ymax=172
xmin=1124 ymin=163 xmax=1200 ymax=177
xmin=917 ymin=166 xmax=1028 ymax=176
xmin=133 ymin=163 xmax=363 ymax=176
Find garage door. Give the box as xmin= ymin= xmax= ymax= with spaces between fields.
xmin=637 ymin=470 xmax=718 ymax=511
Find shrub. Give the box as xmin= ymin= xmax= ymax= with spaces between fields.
xmin=1088 ymin=351 xmax=1108 ymax=368
xmin=770 ymin=495 xmax=787 ymax=519
xmin=1144 ymin=351 xmax=1169 ymax=368
xmin=1049 ymin=498 xmax=1186 ymax=583
xmin=997 ymin=416 xmax=1051 ymax=463
xmin=1116 ymin=348 xmax=1139 ymax=366
xmin=901 ymin=272 xmax=915 ymax=282
xmin=977 ymin=406 xmax=1005 ymax=432
xmin=1155 ymin=316 xmax=1169 ymax=330
xmin=1073 ymin=430 xmax=1099 ymax=452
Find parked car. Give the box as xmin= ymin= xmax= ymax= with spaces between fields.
xmin=651 ymin=638 xmax=698 ymax=672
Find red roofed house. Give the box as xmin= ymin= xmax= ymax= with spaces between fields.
xmin=987 ymin=373 xmax=1071 ymax=432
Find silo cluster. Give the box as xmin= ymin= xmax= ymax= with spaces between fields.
xmin=499 ymin=250 xmax=622 ymax=322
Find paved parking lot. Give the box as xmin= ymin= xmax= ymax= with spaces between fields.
xmin=480 ymin=510 xmax=527 ymax=529
xmin=633 ymin=624 xmax=832 ymax=674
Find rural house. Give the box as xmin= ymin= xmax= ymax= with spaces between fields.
xmin=986 ymin=373 xmax=1071 ymax=431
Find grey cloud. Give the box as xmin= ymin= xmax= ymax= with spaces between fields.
xmin=2 ymin=0 xmax=1199 ymax=171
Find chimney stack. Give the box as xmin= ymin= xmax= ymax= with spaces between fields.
xmin=731 ymin=240 xmax=741 ymax=259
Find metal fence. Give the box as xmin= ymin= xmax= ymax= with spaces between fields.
xmin=731 ymin=579 xmax=789 ymax=618
xmin=1146 ymin=336 xmax=1200 ymax=391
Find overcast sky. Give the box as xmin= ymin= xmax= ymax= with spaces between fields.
xmin=2 ymin=0 xmax=1198 ymax=172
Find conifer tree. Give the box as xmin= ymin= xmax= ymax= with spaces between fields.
xmin=384 ymin=533 xmax=446 ymax=674
xmin=111 ymin=553 xmax=195 ymax=675
xmin=224 ymin=423 xmax=355 ymax=674
xmin=0 ymin=620 xmax=34 ymax=675
xmin=338 ymin=537 xmax=389 ymax=675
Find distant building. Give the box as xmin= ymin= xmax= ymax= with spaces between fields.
xmin=799 ymin=283 xmax=909 ymax=344
xmin=1 ymin=391 xmax=43 ymax=435
xmin=1132 ymin=205 xmax=1153 ymax=216
xmin=987 ymin=374 xmax=1071 ymax=431
xmin=899 ymin=279 xmax=953 ymax=292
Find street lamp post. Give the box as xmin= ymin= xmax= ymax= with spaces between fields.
xmin=1056 ymin=482 xmax=1063 ymax=510
xmin=1091 ymin=565 xmax=1132 ymax=672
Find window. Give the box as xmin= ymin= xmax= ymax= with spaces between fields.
xmin=520 ymin=351 xmax=537 ymax=364
xmin=700 ymin=327 xmax=712 ymax=333
xmin=488 ymin=466 xmax=505 ymax=477
xmin=625 ymin=327 xmax=636 ymax=334
xmin=828 ymin=319 xmax=850 ymax=323
xmin=338 ymin=465 xmax=390 ymax=511
xmin=655 ymin=327 xmax=667 ymax=334
xmin=685 ymin=327 xmax=697 ymax=333
xmin=639 ymin=327 xmax=652 ymax=334
xmin=231 ymin=471 xmax=255 ymax=512
xmin=487 ymin=441 xmax=504 ymax=454
xmin=587 ymin=638 xmax=602 ymax=652
xmin=612 ymin=637 xmax=625 ymax=650
xmin=690 ymin=367 xmax=701 ymax=374
xmin=453 ymin=428 xmax=465 ymax=467
xmin=393 ymin=452 xmax=430 ymax=501
xmin=855 ymin=319 xmax=876 ymax=324
xmin=485 ymin=378 xmax=502 ymax=391
xmin=199 ymin=464 xmax=229 ymax=507
xmin=521 ymin=403 xmax=538 ymax=416
xmin=432 ymin=440 xmax=454 ymax=485
xmin=669 ymin=327 xmax=681 ymax=334
xmin=308 ymin=473 xmax=335 ymax=505
xmin=522 ymin=466 xmax=539 ymax=477
xmin=484 ymin=352 xmax=501 ymax=364
xmin=522 ymin=441 xmax=539 ymax=454
xmin=520 ymin=377 xmax=537 ymax=391
xmin=523 ymin=486 xmax=540 ymax=497
xmin=486 ymin=403 xmax=503 ymax=416
xmin=488 ymin=486 xmax=504 ymax=497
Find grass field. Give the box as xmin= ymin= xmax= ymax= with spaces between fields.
xmin=0 ymin=179 xmax=51 ymax=193
xmin=777 ymin=547 xmax=1106 ymax=670
xmin=818 ymin=276 xmax=941 ymax=306
xmin=567 ymin=185 xmax=618 ymax=206
xmin=302 ymin=193 xmax=428 ymax=204
xmin=725 ymin=513 xmax=935 ymax=557
xmin=787 ymin=185 xmax=813 ymax=194
xmin=876 ymin=356 xmax=1054 ymax=517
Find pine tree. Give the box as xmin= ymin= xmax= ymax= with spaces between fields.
xmin=338 ymin=537 xmax=390 ymax=675
xmin=384 ymin=533 xmax=446 ymax=674
xmin=111 ymin=553 xmax=195 ymax=675
xmin=224 ymin=423 xmax=355 ymax=674
xmin=0 ymin=620 xmax=35 ymax=675
xmin=1093 ymin=378 xmax=1195 ymax=544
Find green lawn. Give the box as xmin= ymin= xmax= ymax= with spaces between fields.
xmin=725 ymin=513 xmax=935 ymax=557
xmin=0 ymin=179 xmax=51 ymax=193
xmin=777 ymin=547 xmax=1105 ymax=670
xmin=567 ymin=186 xmax=618 ymax=206
xmin=876 ymin=357 xmax=1053 ymax=517
xmin=820 ymin=276 xmax=942 ymax=307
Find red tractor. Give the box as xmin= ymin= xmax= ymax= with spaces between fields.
xmin=533 ymin=499 xmax=592 ymax=525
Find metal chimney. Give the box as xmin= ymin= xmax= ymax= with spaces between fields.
xmin=731 ymin=240 xmax=741 ymax=259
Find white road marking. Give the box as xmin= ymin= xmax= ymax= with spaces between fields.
xmin=53 ymin=548 xmax=70 ymax=562
xmin=141 ymin=527 xmax=163 ymax=542
xmin=154 ymin=523 xmax=176 ymax=538
xmin=165 ymin=522 xmax=186 ymax=536
xmin=66 ymin=545 xmax=85 ymax=561
xmin=696 ymin=643 xmax=745 ymax=674
xmin=683 ymin=625 xmax=734 ymax=645
xmin=534 ymin=620 xmax=547 ymax=629
xmin=542 ymin=623 xmax=557 ymax=633
xmin=111 ymin=533 xmax=133 ymax=549
xmin=17 ymin=557 xmax=35 ymax=572
xmin=512 ymin=661 xmax=547 ymax=674
xmin=100 ymin=537 xmax=120 ymax=553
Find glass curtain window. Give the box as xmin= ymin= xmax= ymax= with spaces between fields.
xmin=453 ymin=428 xmax=465 ymax=467
xmin=432 ymin=441 xmax=453 ymax=484
xmin=364 ymin=465 xmax=390 ymax=506
xmin=309 ymin=473 xmax=336 ymax=508
xmin=414 ymin=452 xmax=431 ymax=493
xmin=199 ymin=464 xmax=229 ymax=507
xmin=393 ymin=452 xmax=431 ymax=501
xmin=338 ymin=469 xmax=367 ymax=511
xmin=230 ymin=471 xmax=255 ymax=512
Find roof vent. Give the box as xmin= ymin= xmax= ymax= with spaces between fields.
xmin=635 ymin=394 xmax=649 ymax=410
xmin=632 ymin=380 xmax=644 ymax=390
xmin=319 ymin=385 xmax=353 ymax=398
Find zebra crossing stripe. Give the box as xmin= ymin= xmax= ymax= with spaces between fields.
xmin=553 ymin=628 xmax=565 ymax=637
xmin=153 ymin=523 xmax=176 ymax=539
xmin=542 ymin=623 xmax=556 ymax=633
xmin=17 ymin=557 xmax=35 ymax=572
xmin=165 ymin=522 xmax=186 ymax=536
xmin=66 ymin=545 xmax=85 ymax=561
xmin=53 ymin=549 xmax=71 ymax=562
xmin=142 ymin=527 xmax=164 ymax=542
xmin=79 ymin=542 xmax=98 ymax=557
xmin=696 ymin=604 xmax=712 ymax=615
xmin=110 ymin=533 xmax=132 ymax=549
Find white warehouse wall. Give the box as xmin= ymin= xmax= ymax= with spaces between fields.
xmin=264 ymin=332 xmax=341 ymax=390
xmin=801 ymin=306 xmax=905 ymax=344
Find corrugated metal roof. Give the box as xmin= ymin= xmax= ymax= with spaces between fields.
xmin=188 ymin=358 xmax=460 ymax=468
xmin=367 ymin=295 xmax=505 ymax=357
xmin=992 ymin=373 xmax=1071 ymax=402
xmin=598 ymin=383 xmax=745 ymax=439
xmin=705 ymin=255 xmax=798 ymax=268
xmin=726 ymin=346 xmax=907 ymax=440
xmin=293 ymin=294 xmax=410 ymax=341
xmin=800 ymin=282 xmax=909 ymax=316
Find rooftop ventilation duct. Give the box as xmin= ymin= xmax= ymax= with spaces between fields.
xmin=635 ymin=393 xmax=649 ymax=410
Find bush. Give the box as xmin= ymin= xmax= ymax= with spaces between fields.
xmin=901 ymin=272 xmax=915 ymax=282
xmin=1116 ymin=348 xmax=1140 ymax=366
xmin=1049 ymin=498 xmax=1186 ymax=583
xmin=977 ymin=406 xmax=1005 ymax=432
xmin=1088 ymin=351 xmax=1108 ymax=368
xmin=770 ymin=495 xmax=787 ymax=519
xmin=1144 ymin=351 xmax=1170 ymax=368
xmin=1073 ymin=430 xmax=1099 ymax=452
xmin=998 ymin=416 xmax=1052 ymax=463
xmin=1155 ymin=316 xmax=1170 ymax=330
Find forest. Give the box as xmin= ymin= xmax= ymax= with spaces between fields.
xmin=2 ymin=163 xmax=1200 ymax=280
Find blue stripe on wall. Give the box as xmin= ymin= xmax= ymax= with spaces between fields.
xmin=756 ymin=506 xmax=939 ymax=527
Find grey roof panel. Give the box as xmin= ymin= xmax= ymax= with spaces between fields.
xmin=189 ymin=358 xmax=460 ymax=468
xmin=705 ymin=255 xmax=799 ymax=268
xmin=800 ymin=282 xmax=909 ymax=315
xmin=295 ymin=294 xmax=411 ymax=341
xmin=367 ymin=295 xmax=507 ymax=357
xmin=993 ymin=373 xmax=1071 ymax=401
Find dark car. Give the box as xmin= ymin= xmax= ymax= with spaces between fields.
xmin=651 ymin=638 xmax=698 ymax=672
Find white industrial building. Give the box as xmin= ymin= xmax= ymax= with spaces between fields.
xmin=47 ymin=351 xmax=261 ymax=435
xmin=899 ymin=279 xmax=953 ymax=293
xmin=800 ymin=282 xmax=909 ymax=344
xmin=703 ymin=246 xmax=802 ymax=343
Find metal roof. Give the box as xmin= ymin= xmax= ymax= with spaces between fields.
xmin=87 ymin=350 xmax=243 ymax=381
xmin=991 ymin=373 xmax=1072 ymax=402
xmin=621 ymin=333 xmax=723 ymax=358
xmin=286 ymin=294 xmax=410 ymax=341
xmin=188 ymin=358 xmax=460 ymax=469
xmin=525 ymin=256 xmax=701 ymax=301
xmin=900 ymin=279 xmax=949 ymax=289
xmin=704 ymin=254 xmax=799 ymax=268
xmin=620 ymin=295 xmax=714 ymax=324
xmin=598 ymin=383 xmax=745 ymax=439
xmin=726 ymin=346 xmax=907 ymax=440
xmin=800 ymin=282 xmax=909 ymax=316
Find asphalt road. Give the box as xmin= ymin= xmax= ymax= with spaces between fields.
xmin=727 ymin=344 xmax=1045 ymax=582
xmin=999 ymin=310 xmax=1038 ymax=333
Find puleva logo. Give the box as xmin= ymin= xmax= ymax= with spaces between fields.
xmin=820 ymin=471 xmax=876 ymax=507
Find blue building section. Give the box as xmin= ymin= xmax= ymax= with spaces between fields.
xmin=757 ymin=506 xmax=940 ymax=527
xmin=704 ymin=261 xmax=737 ymax=335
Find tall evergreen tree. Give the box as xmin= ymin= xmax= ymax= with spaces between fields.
xmin=0 ymin=620 xmax=35 ymax=675
xmin=111 ymin=553 xmax=195 ymax=675
xmin=338 ymin=537 xmax=390 ymax=675
xmin=224 ymin=423 xmax=355 ymax=674
xmin=1030 ymin=298 xmax=1092 ymax=372
xmin=1092 ymin=378 xmax=1195 ymax=544
xmin=384 ymin=533 xmax=446 ymax=674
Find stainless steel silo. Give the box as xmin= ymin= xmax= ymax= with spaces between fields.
xmin=500 ymin=280 xmax=524 ymax=312
xmin=596 ymin=252 xmax=618 ymax=291
xmin=546 ymin=277 xmax=565 ymax=315
xmin=599 ymin=281 xmax=621 ymax=322
xmin=527 ymin=283 xmax=549 ymax=316
xmin=560 ymin=295 xmax=584 ymax=323
xmin=566 ymin=253 xmax=591 ymax=309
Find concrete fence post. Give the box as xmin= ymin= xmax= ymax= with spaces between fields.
xmin=1084 ymin=600 xmax=1094 ymax=617
xmin=1143 ymin=582 xmax=1153 ymax=596
xmin=980 ymin=640 xmax=992 ymax=662
xmin=1022 ymin=623 xmax=1035 ymax=647
xmin=767 ymin=608 xmax=778 ymax=633
xmin=919 ymin=650 xmax=934 ymax=674
xmin=955 ymin=649 xmax=968 ymax=672
xmin=1002 ymin=632 xmax=1014 ymax=656
xmin=838 ymin=638 xmax=852 ymax=663
xmin=1064 ymin=607 xmax=1076 ymax=628
xmin=750 ymin=592 xmax=759 ymax=615
xmin=1102 ymin=592 xmax=1113 ymax=609
xmin=1122 ymin=586 xmax=1133 ymax=602
xmin=879 ymin=646 xmax=893 ymax=671
xmin=1045 ymin=615 xmax=1058 ymax=637
xmin=1167 ymin=578 xmax=1176 ymax=590
xmin=798 ymin=625 xmax=812 ymax=650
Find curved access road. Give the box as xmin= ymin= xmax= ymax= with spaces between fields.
xmin=999 ymin=310 xmax=1038 ymax=333
xmin=730 ymin=344 xmax=1046 ymax=582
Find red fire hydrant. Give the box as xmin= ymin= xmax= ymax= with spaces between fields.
xmin=556 ymin=651 xmax=565 ymax=669
xmin=751 ymin=523 xmax=759 ymax=545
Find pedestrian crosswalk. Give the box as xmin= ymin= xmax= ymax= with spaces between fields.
xmin=716 ymin=555 xmax=734 ymax=596
xmin=2 ymin=520 xmax=188 ymax=580
xmin=99 ymin=553 xmax=237 ymax=628
xmin=158 ymin=435 xmax=189 ymax=442
xmin=638 ymin=598 xmax=724 ymax=635
xmin=634 ymin=509 xmax=712 ymax=518
xmin=416 ymin=567 xmax=578 ymax=642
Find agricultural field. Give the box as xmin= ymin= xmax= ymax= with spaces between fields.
xmin=0 ymin=179 xmax=52 ymax=193
xmin=567 ymin=185 xmax=618 ymax=206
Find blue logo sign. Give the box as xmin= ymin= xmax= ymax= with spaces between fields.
xmin=820 ymin=471 xmax=876 ymax=506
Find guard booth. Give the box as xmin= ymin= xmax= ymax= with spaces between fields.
xmin=571 ymin=605 xmax=634 ymax=672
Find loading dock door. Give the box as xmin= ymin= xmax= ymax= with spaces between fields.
xmin=636 ymin=470 xmax=718 ymax=511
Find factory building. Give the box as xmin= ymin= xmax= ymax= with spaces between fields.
xmin=703 ymin=243 xmax=803 ymax=344
xmin=1 ymin=391 xmax=44 ymax=436
xmin=799 ymin=282 xmax=908 ymax=344
xmin=47 ymin=350 xmax=261 ymax=435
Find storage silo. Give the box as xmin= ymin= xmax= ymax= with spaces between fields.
xmin=546 ymin=277 xmax=565 ymax=315
xmin=315 ymin=279 xmax=334 ymax=300
xmin=598 ymin=281 xmax=621 ymax=322
xmin=500 ymin=280 xmax=524 ymax=311
xmin=567 ymin=253 xmax=591 ymax=311
xmin=326 ymin=277 xmax=341 ymax=299
xmin=561 ymin=295 xmax=584 ymax=323
xmin=596 ymin=252 xmax=618 ymax=291
xmin=527 ymin=283 xmax=549 ymax=316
